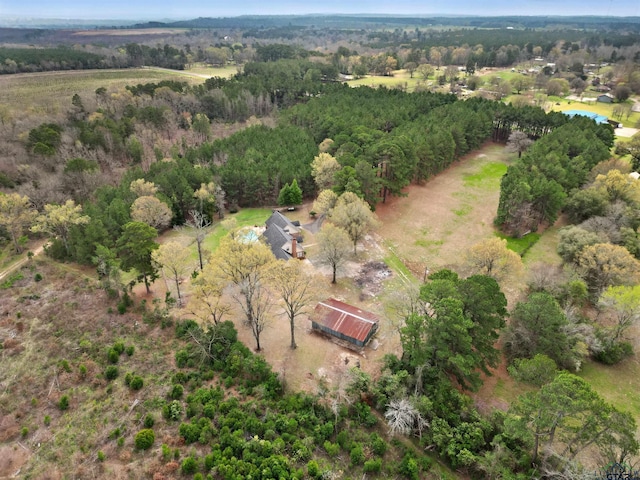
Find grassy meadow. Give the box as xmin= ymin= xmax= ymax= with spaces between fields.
xmin=186 ymin=63 xmax=239 ymax=78
xmin=0 ymin=68 xmax=206 ymax=117
xmin=347 ymin=69 xmax=431 ymax=92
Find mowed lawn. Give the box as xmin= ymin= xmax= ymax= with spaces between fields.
xmin=347 ymin=69 xmax=431 ymax=92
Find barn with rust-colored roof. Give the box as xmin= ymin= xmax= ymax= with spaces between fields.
xmin=311 ymin=298 xmax=379 ymax=349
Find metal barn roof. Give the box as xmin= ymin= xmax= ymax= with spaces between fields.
xmin=312 ymin=298 xmax=379 ymax=344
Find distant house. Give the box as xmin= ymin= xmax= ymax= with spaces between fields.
xmin=311 ymin=298 xmax=379 ymax=349
xmin=597 ymin=93 xmax=614 ymax=103
xmin=261 ymin=211 xmax=305 ymax=261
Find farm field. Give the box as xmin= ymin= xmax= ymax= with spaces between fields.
xmin=0 ymin=68 xmax=205 ymax=116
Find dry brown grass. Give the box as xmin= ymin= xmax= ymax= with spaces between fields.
xmin=0 ymin=257 xmax=186 ymax=478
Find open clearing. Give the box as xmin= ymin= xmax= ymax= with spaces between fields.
xmin=0 ymin=68 xmax=205 ymax=116
xmin=375 ymin=143 xmax=524 ymax=300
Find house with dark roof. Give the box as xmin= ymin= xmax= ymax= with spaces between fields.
xmin=311 ymin=298 xmax=379 ymax=350
xmin=261 ymin=211 xmax=305 ymax=261
xmin=597 ymin=93 xmax=614 ymax=103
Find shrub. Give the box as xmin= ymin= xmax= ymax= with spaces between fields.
xmin=58 ymin=395 xmax=69 ymax=410
xmin=97 ymin=451 xmax=106 ymax=462
xmin=350 ymin=444 xmax=365 ymax=466
xmin=174 ymin=349 xmax=189 ymax=368
xmin=398 ymin=454 xmax=419 ymax=480
xmin=130 ymin=375 xmax=144 ymax=390
xmin=181 ymin=456 xmax=198 ymax=474
xmin=44 ymin=415 xmax=51 ymax=426
xmin=307 ymin=460 xmax=319 ymax=478
xmin=324 ymin=440 xmax=340 ymax=457
xmin=125 ymin=345 xmax=135 ymax=356
xmin=179 ymin=422 xmax=202 ymax=444
xmin=336 ymin=430 xmax=351 ymax=450
xmin=144 ymin=414 xmax=155 ymax=428
xmin=78 ymin=364 xmax=87 ymax=378
xmin=113 ymin=341 xmax=125 ymax=354
xmin=163 ymin=400 xmax=183 ymax=421
xmin=161 ymin=443 xmax=171 ymax=460
xmin=134 ymin=429 xmax=155 ymax=450
xmin=107 ymin=348 xmax=119 ymax=364
xmin=34 ymin=273 xmax=43 ymax=282
xmin=364 ymin=458 xmax=382 ymax=473
xmin=595 ymin=341 xmax=634 ymax=365
xmin=21 ymin=427 xmax=28 ymax=438
xmin=105 ymin=365 xmax=119 ymax=380
xmin=169 ymin=384 xmax=184 ymax=399
xmin=370 ymin=433 xmax=387 ymax=456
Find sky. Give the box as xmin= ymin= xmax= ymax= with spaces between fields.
xmin=0 ymin=0 xmax=638 ymax=20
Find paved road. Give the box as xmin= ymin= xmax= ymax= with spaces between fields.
xmin=302 ymin=214 xmax=325 ymax=234
xmin=615 ymin=127 xmax=638 ymax=138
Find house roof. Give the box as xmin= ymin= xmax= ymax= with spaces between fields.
xmin=564 ymin=110 xmax=609 ymax=125
xmin=265 ymin=210 xmax=300 ymax=235
xmin=312 ymin=298 xmax=379 ymax=344
xmin=262 ymin=211 xmax=304 ymax=260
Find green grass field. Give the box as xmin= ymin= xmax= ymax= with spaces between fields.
xmin=496 ymin=232 xmax=541 ymax=256
xmin=347 ymin=70 xmax=427 ymax=92
xmin=463 ymin=161 xmax=508 ymax=188
xmin=580 ymin=359 xmax=640 ymax=418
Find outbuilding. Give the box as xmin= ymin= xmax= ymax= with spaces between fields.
xmin=311 ymin=298 xmax=379 ymax=349
xmin=597 ymin=93 xmax=614 ymax=103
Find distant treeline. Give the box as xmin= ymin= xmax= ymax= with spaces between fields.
xmin=367 ymin=29 xmax=640 ymax=54
xmin=0 ymin=47 xmax=105 ymax=73
xmin=133 ymin=15 xmax=640 ymax=31
xmin=0 ymin=44 xmax=188 ymax=74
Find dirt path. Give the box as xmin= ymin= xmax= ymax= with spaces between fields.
xmin=0 ymin=241 xmax=47 ymax=282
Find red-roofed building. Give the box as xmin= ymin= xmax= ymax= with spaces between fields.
xmin=311 ymin=298 xmax=379 ymax=349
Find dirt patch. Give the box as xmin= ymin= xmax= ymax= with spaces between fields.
xmin=355 ymin=261 xmax=393 ymax=300
xmin=0 ymin=444 xmax=30 ymax=479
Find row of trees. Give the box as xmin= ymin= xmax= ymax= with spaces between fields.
xmin=0 ymin=43 xmax=190 ymax=75
xmin=496 ymin=118 xmax=614 ymax=235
